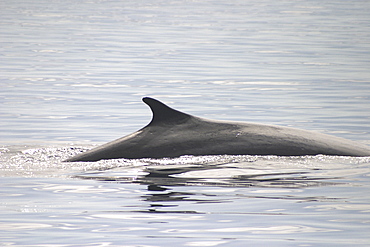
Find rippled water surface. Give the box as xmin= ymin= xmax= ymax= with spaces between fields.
xmin=1 ymin=0 xmax=370 ymax=246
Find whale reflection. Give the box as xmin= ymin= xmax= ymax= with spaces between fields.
xmin=75 ymin=160 xmax=340 ymax=212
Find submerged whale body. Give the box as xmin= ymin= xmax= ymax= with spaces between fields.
xmin=65 ymin=97 xmax=370 ymax=162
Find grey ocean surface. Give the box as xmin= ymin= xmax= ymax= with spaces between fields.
xmin=1 ymin=0 xmax=370 ymax=246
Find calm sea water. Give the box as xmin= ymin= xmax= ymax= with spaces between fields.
xmin=1 ymin=0 xmax=370 ymax=246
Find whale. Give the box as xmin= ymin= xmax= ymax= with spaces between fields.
xmin=65 ymin=97 xmax=370 ymax=162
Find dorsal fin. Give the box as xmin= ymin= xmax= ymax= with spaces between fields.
xmin=143 ymin=97 xmax=191 ymax=125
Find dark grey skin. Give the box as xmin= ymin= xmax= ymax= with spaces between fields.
xmin=65 ymin=97 xmax=370 ymax=162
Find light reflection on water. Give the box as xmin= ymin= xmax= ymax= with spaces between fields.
xmin=1 ymin=0 xmax=370 ymax=145
xmin=1 ymin=146 xmax=370 ymax=246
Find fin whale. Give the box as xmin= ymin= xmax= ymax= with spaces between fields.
xmin=65 ymin=97 xmax=370 ymax=162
